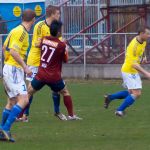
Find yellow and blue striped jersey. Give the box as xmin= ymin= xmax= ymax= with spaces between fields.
xmin=121 ymin=37 xmax=146 ymax=74
xmin=27 ymin=20 xmax=51 ymax=66
xmin=3 ymin=25 xmax=29 ymax=68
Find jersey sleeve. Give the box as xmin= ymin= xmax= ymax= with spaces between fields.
xmin=8 ymin=29 xmax=25 ymax=52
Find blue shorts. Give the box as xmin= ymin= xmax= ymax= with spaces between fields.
xmin=31 ymin=78 xmax=65 ymax=92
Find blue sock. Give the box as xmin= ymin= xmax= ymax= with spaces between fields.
xmin=1 ymin=108 xmax=11 ymax=126
xmin=24 ymin=96 xmax=33 ymax=116
xmin=52 ymin=92 xmax=60 ymax=114
xmin=117 ymin=94 xmax=135 ymax=111
xmin=109 ymin=90 xmax=129 ymax=101
xmin=3 ymin=104 xmax=22 ymax=131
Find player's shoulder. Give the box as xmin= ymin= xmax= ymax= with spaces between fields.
xmin=35 ymin=20 xmax=45 ymax=28
xmin=43 ymin=36 xmax=66 ymax=48
xmin=56 ymin=38 xmax=66 ymax=48
xmin=131 ymin=37 xmax=136 ymax=42
xmin=11 ymin=25 xmax=28 ymax=38
xmin=128 ymin=37 xmax=137 ymax=46
xmin=11 ymin=25 xmax=25 ymax=33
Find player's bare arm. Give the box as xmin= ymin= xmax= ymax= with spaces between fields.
xmin=2 ymin=46 xmax=6 ymax=58
xmin=132 ymin=63 xmax=150 ymax=79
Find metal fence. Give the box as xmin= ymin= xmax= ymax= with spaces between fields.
xmin=100 ymin=0 xmax=149 ymax=6
xmin=2 ymin=33 xmax=150 ymax=78
xmin=46 ymin=0 xmax=149 ymax=6
xmin=46 ymin=0 xmax=105 ymax=47
xmin=64 ymin=33 xmax=138 ymax=63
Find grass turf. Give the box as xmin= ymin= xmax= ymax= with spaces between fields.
xmin=0 ymin=79 xmax=150 ymax=150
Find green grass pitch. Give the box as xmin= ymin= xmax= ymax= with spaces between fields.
xmin=0 ymin=79 xmax=150 ymax=150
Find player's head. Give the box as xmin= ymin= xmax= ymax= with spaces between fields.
xmin=22 ymin=9 xmax=36 ymax=25
xmin=46 ymin=5 xmax=60 ymax=21
xmin=50 ymin=20 xmax=62 ymax=37
xmin=138 ymin=26 xmax=150 ymax=41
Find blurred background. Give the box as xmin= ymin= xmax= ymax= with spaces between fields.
xmin=0 ymin=0 xmax=150 ymax=78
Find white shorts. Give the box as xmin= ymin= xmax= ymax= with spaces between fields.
xmin=3 ymin=64 xmax=27 ymax=98
xmin=122 ymin=72 xmax=142 ymax=89
xmin=26 ymin=66 xmax=38 ymax=81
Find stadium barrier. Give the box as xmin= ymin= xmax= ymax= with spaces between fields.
xmin=1 ymin=33 xmax=150 ymax=79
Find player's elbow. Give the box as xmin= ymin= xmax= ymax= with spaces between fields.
xmin=2 ymin=46 xmax=5 ymax=51
xmin=63 ymin=54 xmax=69 ymax=63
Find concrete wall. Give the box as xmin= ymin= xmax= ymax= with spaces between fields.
xmin=62 ymin=64 xmax=122 ymax=79
xmin=62 ymin=64 xmax=150 ymax=79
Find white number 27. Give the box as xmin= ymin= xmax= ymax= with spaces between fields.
xmin=41 ymin=45 xmax=55 ymax=63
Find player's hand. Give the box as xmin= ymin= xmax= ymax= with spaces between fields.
xmin=141 ymin=57 xmax=148 ymax=64
xmin=24 ymin=66 xmax=32 ymax=77
xmin=35 ymin=37 xmax=42 ymax=47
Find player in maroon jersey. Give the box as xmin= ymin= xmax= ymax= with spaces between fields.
xmin=28 ymin=20 xmax=82 ymax=120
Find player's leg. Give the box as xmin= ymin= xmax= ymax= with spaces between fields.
xmin=22 ymin=95 xmax=33 ymax=120
xmin=52 ymin=91 xmax=63 ymax=119
xmin=104 ymin=72 xmax=131 ymax=109
xmin=17 ymin=66 xmax=37 ymax=121
xmin=104 ymin=90 xmax=129 ymax=108
xmin=17 ymin=93 xmax=33 ymax=122
xmin=52 ymin=92 xmax=60 ymax=113
xmin=60 ymin=87 xmax=82 ymax=120
xmin=0 ymin=94 xmax=29 ymax=142
xmin=0 ymin=79 xmax=40 ymax=142
xmin=0 ymin=65 xmax=31 ymax=141
xmin=115 ymin=73 xmax=142 ymax=116
xmin=50 ymin=80 xmax=73 ymax=118
xmin=20 ymin=65 xmax=61 ymax=121
xmin=0 ymin=80 xmax=29 ymax=142
xmin=50 ymin=80 xmax=82 ymax=120
xmin=2 ymin=94 xmax=29 ymax=131
xmin=1 ymin=98 xmax=16 ymax=126
xmin=60 ymin=87 xmax=73 ymax=116
xmin=115 ymin=89 xmax=140 ymax=116
xmin=1 ymin=66 xmax=18 ymax=126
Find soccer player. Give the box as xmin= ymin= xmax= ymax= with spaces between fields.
xmin=19 ymin=5 xmax=67 ymax=121
xmin=28 ymin=20 xmax=82 ymax=121
xmin=104 ymin=26 xmax=150 ymax=117
xmin=0 ymin=9 xmax=36 ymax=142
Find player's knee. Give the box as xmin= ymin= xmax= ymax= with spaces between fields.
xmin=28 ymin=84 xmax=36 ymax=97
xmin=132 ymin=91 xmax=141 ymax=99
xmin=60 ymin=88 xmax=70 ymax=96
xmin=17 ymin=95 xmax=29 ymax=108
xmin=136 ymin=93 xmax=141 ymax=99
xmin=6 ymin=100 xmax=16 ymax=109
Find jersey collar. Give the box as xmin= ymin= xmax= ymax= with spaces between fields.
xmin=21 ymin=24 xmax=29 ymax=33
xmin=45 ymin=20 xmax=50 ymax=27
xmin=136 ymin=37 xmax=143 ymax=44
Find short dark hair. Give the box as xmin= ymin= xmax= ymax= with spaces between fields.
xmin=138 ymin=26 xmax=150 ymax=35
xmin=46 ymin=5 xmax=60 ymax=18
xmin=22 ymin=9 xmax=36 ymax=22
xmin=50 ymin=20 xmax=62 ymax=37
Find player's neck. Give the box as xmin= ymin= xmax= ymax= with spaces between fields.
xmin=45 ymin=18 xmax=53 ymax=26
xmin=136 ymin=36 xmax=144 ymax=44
xmin=21 ymin=22 xmax=32 ymax=32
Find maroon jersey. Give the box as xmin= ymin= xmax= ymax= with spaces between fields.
xmin=35 ymin=36 xmax=67 ymax=83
